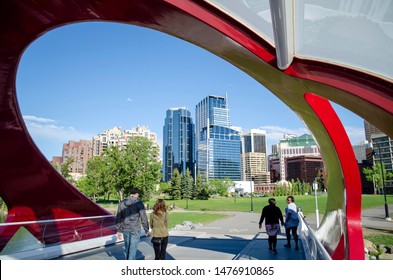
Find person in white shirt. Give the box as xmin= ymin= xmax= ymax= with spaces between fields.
xmin=284 ymin=195 xmax=299 ymax=250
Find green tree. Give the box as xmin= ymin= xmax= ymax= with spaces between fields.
xmin=209 ymin=178 xmax=232 ymax=197
xmin=170 ymin=168 xmax=182 ymax=199
xmin=117 ymin=136 xmax=161 ymax=201
xmin=78 ymin=155 xmax=108 ymax=202
xmin=193 ymin=172 xmax=202 ymax=199
xmin=316 ymin=169 xmax=325 ymax=191
xmin=80 ymin=137 xmax=161 ymax=202
xmin=181 ymin=168 xmax=193 ymax=200
xmin=363 ymin=162 xmax=393 ymax=194
xmin=52 ymin=157 xmax=76 ymax=184
xmin=193 ymin=172 xmax=209 ymax=200
xmin=159 ymin=182 xmax=170 ymax=195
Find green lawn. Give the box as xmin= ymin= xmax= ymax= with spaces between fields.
xmin=148 ymin=194 xmax=392 ymax=216
xmin=167 ymin=212 xmax=229 ymax=229
xmin=364 ymin=234 xmax=393 ymax=247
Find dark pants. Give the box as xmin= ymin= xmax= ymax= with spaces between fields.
xmin=268 ymin=235 xmax=277 ymax=249
xmin=285 ymin=226 xmax=298 ymax=246
xmin=153 ymin=236 xmax=168 ymax=260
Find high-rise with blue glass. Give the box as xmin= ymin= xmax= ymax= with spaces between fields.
xmin=195 ymin=95 xmax=241 ymax=181
xmin=162 ymin=107 xmax=195 ymax=182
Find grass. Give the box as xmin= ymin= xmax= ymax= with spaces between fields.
xmin=148 ymin=194 xmax=392 ymax=216
xmin=167 ymin=212 xmax=229 ymax=229
xmin=364 ymin=234 xmax=393 ymax=247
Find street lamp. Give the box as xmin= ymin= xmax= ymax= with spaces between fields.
xmin=313 ymin=180 xmax=320 ymax=228
xmin=186 ymin=190 xmax=189 ymax=209
xmin=250 ymin=176 xmax=254 ymax=212
xmin=377 ymin=144 xmax=391 ymax=221
xmin=233 ymin=184 xmax=237 ymax=203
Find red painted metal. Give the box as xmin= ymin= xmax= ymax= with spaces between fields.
xmin=0 ymin=0 xmax=391 ymax=258
xmin=304 ymin=93 xmax=364 ymax=260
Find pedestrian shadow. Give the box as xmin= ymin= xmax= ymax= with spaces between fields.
xmin=236 ymin=238 xmax=306 ymax=260
xmin=363 ymin=226 xmax=393 ymax=235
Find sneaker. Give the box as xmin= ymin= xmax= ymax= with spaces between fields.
xmin=284 ymin=244 xmax=291 ymax=248
xmin=268 ymin=247 xmax=272 ymax=251
xmin=272 ymin=249 xmax=277 ymax=254
xmin=295 ymin=246 xmax=299 ymax=251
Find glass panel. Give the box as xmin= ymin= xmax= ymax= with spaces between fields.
xmin=0 ymin=216 xmax=116 ymax=256
xmin=205 ymin=0 xmax=275 ymax=45
xmin=295 ymin=0 xmax=393 ymax=80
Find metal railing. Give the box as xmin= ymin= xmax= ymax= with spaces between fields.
xmin=0 ymin=215 xmax=117 ymax=258
xmin=297 ymin=211 xmax=331 ymax=260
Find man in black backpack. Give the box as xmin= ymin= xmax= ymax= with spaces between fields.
xmin=116 ymin=188 xmax=149 ymax=260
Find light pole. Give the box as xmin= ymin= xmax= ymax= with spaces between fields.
xmin=372 ymin=174 xmax=376 ymax=195
xmin=233 ymin=184 xmax=237 ymax=203
xmin=313 ymin=180 xmax=320 ymax=228
xmin=250 ymin=176 xmax=254 ymax=212
xmin=377 ymin=144 xmax=391 ymax=220
xmin=186 ymin=189 xmax=189 ymax=210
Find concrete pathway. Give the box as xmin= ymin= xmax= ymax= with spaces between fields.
xmin=55 ymin=211 xmax=305 ymax=260
xmin=54 ymin=205 xmax=392 ymax=260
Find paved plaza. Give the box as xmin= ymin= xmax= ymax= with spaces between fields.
xmin=54 ymin=205 xmax=392 ymax=260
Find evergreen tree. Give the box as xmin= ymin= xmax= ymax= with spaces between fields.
xmin=199 ymin=174 xmax=210 ymax=200
xmin=185 ymin=168 xmax=194 ymax=200
xmin=170 ymin=168 xmax=182 ymax=199
xmin=193 ymin=172 xmax=209 ymax=200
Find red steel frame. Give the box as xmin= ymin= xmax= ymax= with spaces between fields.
xmin=0 ymin=0 xmax=392 ymax=259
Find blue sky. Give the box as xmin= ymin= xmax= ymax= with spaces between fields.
xmin=16 ymin=22 xmax=365 ymax=160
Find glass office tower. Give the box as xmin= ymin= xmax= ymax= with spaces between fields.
xmin=162 ymin=108 xmax=195 ymax=182
xmin=243 ymin=129 xmax=267 ymax=154
xmin=196 ymin=95 xmax=241 ymax=181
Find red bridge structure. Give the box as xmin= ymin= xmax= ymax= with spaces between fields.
xmin=0 ymin=0 xmax=392 ymax=260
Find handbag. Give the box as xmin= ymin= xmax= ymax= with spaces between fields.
xmin=151 ymin=237 xmax=162 ymax=245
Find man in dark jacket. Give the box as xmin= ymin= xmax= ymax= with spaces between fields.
xmin=116 ymin=188 xmax=149 ymax=260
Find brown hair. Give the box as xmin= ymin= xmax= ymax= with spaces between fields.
xmin=153 ymin=199 xmax=167 ymax=216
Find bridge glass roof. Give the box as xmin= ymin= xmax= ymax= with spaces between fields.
xmin=205 ymin=0 xmax=393 ymax=81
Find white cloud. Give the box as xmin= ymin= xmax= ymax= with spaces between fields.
xmin=23 ymin=115 xmax=93 ymax=142
xmin=260 ymin=125 xmax=309 ymax=142
xmin=23 ymin=115 xmax=56 ymax=124
xmin=260 ymin=124 xmax=365 ymax=146
xmin=127 ymin=98 xmax=133 ymax=102
xmin=343 ymin=126 xmax=365 ymax=145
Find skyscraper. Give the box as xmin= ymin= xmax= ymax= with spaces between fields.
xmin=195 ymin=95 xmax=241 ymax=181
xmin=269 ymin=134 xmax=320 ymax=182
xmin=162 ymin=107 xmax=195 ymax=182
xmin=364 ymin=120 xmax=384 ymax=142
xmin=243 ymin=129 xmax=267 ymax=154
xmin=241 ymin=129 xmax=270 ymax=183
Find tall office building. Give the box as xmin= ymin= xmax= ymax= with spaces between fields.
xmin=269 ymin=134 xmax=320 ymax=182
xmin=195 ymin=95 xmax=241 ymax=181
xmin=371 ymin=133 xmax=393 ymax=191
xmin=243 ymin=129 xmax=267 ymax=154
xmin=286 ymin=155 xmax=323 ymax=184
xmin=241 ymin=129 xmax=270 ymax=183
xmin=162 ymin=108 xmax=195 ymax=182
xmin=363 ymin=120 xmax=392 ymax=191
xmin=364 ymin=120 xmax=384 ymax=142
xmin=352 ymin=140 xmax=370 ymax=163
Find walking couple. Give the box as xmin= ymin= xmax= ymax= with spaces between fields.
xmin=258 ymin=195 xmax=299 ymax=254
xmin=115 ymin=188 xmax=169 ymax=260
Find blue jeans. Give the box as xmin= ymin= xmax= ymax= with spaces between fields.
xmin=123 ymin=231 xmax=140 ymax=260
